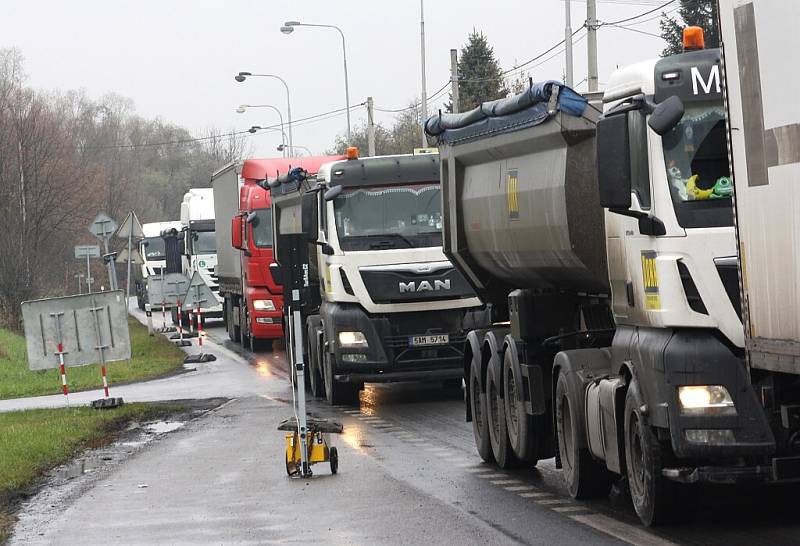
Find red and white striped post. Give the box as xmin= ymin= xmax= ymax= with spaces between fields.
xmin=197 ymin=305 xmax=203 ymax=349
xmin=188 ymin=307 xmax=194 ymax=336
xmin=161 ymin=300 xmax=167 ymax=330
xmin=56 ymin=342 xmax=69 ymax=406
xmin=101 ymin=364 xmax=110 ymax=398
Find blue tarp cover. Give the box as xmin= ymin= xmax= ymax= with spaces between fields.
xmin=424 ymin=81 xmax=586 ymax=144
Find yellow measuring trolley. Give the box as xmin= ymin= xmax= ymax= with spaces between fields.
xmin=278 ymin=415 xmax=343 ymax=477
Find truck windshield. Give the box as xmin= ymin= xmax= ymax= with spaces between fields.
xmin=141 ymin=237 xmax=165 ymax=260
xmin=333 ymin=184 xmax=443 ymax=251
xmin=191 ymin=231 xmax=216 ymax=254
xmin=661 ymin=100 xmax=733 ymax=228
xmin=250 ymin=208 xmax=273 ymax=248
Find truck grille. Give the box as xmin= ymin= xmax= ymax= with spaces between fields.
xmin=384 ymin=333 xmax=467 ymax=367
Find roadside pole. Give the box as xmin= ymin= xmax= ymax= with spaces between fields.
xmin=50 ymin=312 xmax=70 ymax=407
xmin=114 ymin=211 xmax=144 ymax=308
xmin=89 ymin=213 xmax=119 ymax=292
xmin=450 ymin=49 xmax=460 ymax=114
xmin=367 ymin=97 xmax=376 ymax=157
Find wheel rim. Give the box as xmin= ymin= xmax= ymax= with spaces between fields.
xmin=560 ymin=394 xmax=574 ymax=470
xmin=628 ymin=411 xmax=646 ymax=498
xmin=506 ymin=366 xmax=519 ymax=438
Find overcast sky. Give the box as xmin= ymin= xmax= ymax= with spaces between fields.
xmin=2 ymin=0 xmax=674 ymax=157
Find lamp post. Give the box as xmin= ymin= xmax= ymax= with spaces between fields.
xmin=234 ymin=72 xmax=293 ymax=153
xmin=248 ymin=124 xmax=290 ymax=151
xmin=237 ymin=104 xmax=286 ymax=156
xmin=280 ymin=21 xmax=351 ymax=144
xmin=277 ymin=143 xmax=312 ymax=156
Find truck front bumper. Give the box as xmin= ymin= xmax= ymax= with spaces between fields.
xmin=323 ymin=302 xmax=487 ymax=383
xmin=663 ymin=455 xmax=800 ymax=484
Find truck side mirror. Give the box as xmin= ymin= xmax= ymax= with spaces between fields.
xmin=301 ymin=191 xmax=319 ymax=243
xmin=324 ymin=185 xmax=343 ymax=202
xmin=231 ymin=216 xmax=243 ymax=249
xmin=596 ymin=113 xmax=632 ymax=209
xmin=269 ymin=262 xmax=283 ymax=285
xmin=648 ymin=95 xmax=684 ymax=136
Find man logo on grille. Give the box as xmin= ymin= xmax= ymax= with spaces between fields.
xmin=399 ymin=280 xmax=451 ymax=293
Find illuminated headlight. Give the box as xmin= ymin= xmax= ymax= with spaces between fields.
xmin=678 ymin=385 xmax=736 ymax=415
xmin=342 ymin=353 xmax=368 ymax=363
xmin=255 ymin=317 xmax=276 ymax=324
xmin=253 ymin=299 xmax=276 ymax=311
xmin=685 ymin=429 xmax=736 ymax=444
xmin=338 ymin=331 xmax=368 ymax=348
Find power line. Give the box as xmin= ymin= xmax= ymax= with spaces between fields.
xmin=601 ymin=0 xmax=676 ymax=26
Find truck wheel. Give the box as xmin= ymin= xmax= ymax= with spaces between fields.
xmin=239 ymin=303 xmax=250 ymax=350
xmin=625 ymin=378 xmax=679 ymax=526
xmin=485 ymin=352 xmax=519 ymax=469
xmin=503 ymin=346 xmax=538 ymax=464
xmin=324 ymin=350 xmax=359 ymax=406
xmin=468 ymin=358 xmax=494 ymax=463
xmin=555 ymin=372 xmax=613 ymax=499
xmin=308 ymin=326 xmax=325 ymax=398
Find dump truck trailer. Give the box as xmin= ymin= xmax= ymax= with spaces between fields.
xmin=425 ymin=27 xmax=797 ymax=524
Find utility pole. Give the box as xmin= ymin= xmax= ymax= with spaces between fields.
xmin=587 ymin=0 xmax=599 ymax=92
xmin=419 ymin=0 xmax=428 ymax=147
xmin=450 ymin=49 xmax=460 ymax=114
xmin=565 ymin=0 xmax=574 ymax=87
xmin=367 ymin=97 xmax=376 ymax=157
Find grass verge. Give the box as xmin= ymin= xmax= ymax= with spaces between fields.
xmin=0 ymin=318 xmax=185 ymax=400
xmin=0 ymin=403 xmax=178 ymax=543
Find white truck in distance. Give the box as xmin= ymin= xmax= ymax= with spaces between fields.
xmin=135 ymin=220 xmax=181 ymax=310
xmin=179 ymin=188 xmax=223 ymax=319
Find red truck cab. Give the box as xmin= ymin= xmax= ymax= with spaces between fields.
xmin=229 ymin=156 xmax=346 ymax=349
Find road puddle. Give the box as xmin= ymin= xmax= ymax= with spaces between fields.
xmin=145 ymin=421 xmax=185 ymax=434
xmin=55 ymin=457 xmax=105 ymax=480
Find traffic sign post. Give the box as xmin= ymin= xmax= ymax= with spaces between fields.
xmin=75 ymin=245 xmax=101 ymax=294
xmin=89 ymin=212 xmax=119 ymax=292
xmin=115 ymin=211 xmax=144 ymax=308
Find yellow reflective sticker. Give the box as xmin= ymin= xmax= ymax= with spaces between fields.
xmin=641 ymin=251 xmax=661 ymax=310
xmin=507 ymin=169 xmax=519 ymax=219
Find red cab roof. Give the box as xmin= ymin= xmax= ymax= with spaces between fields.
xmin=241 ymin=155 xmax=347 ymax=182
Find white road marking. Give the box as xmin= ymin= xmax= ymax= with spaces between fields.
xmin=519 ymin=491 xmax=551 ymax=498
xmin=477 ymin=473 xmax=508 ymax=479
xmin=537 ymin=499 xmax=572 ymax=506
xmin=551 ymin=506 xmax=589 ymax=514
xmin=490 ymin=479 xmax=522 ymax=485
xmin=569 ymin=514 xmax=680 ymax=546
xmin=504 ymin=485 xmax=536 ymax=492
xmin=463 ymin=467 xmax=495 ymax=473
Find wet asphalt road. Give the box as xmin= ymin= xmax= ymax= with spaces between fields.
xmin=10 ymin=312 xmax=800 ymax=545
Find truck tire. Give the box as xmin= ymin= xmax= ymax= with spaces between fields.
xmin=555 ymin=371 xmax=613 ymax=499
xmin=624 ymin=378 xmax=680 ymax=526
xmin=308 ymin=326 xmax=325 ymax=398
xmin=468 ymin=356 xmax=494 ymax=463
xmin=323 ymin=349 xmax=359 ymax=406
xmin=485 ymin=351 xmax=520 ymax=469
xmin=239 ymin=302 xmax=251 ymax=350
xmin=227 ymin=299 xmax=240 ymax=342
xmin=503 ymin=345 xmax=538 ymax=464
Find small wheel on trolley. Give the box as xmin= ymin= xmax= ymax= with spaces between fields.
xmin=330 ymin=446 xmax=339 ymax=475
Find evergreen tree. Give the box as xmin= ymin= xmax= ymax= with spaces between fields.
xmin=659 ymin=0 xmax=719 ymax=57
xmin=447 ymin=30 xmax=509 ymax=112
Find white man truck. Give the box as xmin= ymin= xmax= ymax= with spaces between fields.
xmin=424 ymin=21 xmax=800 ymax=526
xmin=266 ymin=151 xmax=489 ymax=405
xmin=179 ymin=188 xmax=223 ymax=319
xmin=134 ymin=220 xmax=181 ymax=310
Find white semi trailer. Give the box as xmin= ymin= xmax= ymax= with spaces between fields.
xmin=134 ymin=220 xmax=181 ymax=310
xmin=179 ymin=188 xmax=223 ymax=319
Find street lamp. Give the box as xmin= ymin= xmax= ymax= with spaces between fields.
xmin=248 ymin=125 xmax=291 ymax=157
xmin=234 ymin=72 xmax=293 ymax=153
xmin=280 ymin=20 xmax=351 ymax=144
xmin=237 ymin=104 xmax=286 ymax=156
xmin=277 ymin=143 xmax=312 ymax=156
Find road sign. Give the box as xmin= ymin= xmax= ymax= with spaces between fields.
xmin=21 ymin=291 xmax=131 ymax=371
xmin=89 ymin=212 xmax=118 ymax=241
xmin=116 ymin=211 xmax=144 ymax=240
xmin=147 ymin=273 xmax=190 ymax=308
xmin=183 ymin=271 xmax=216 ymax=309
xmin=74 ymin=245 xmax=101 ymax=259
xmin=116 ymin=247 xmax=143 ymax=265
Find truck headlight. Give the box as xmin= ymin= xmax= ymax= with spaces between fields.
xmin=678 ymin=385 xmax=736 ymax=415
xmin=338 ymin=331 xmax=368 ymax=348
xmin=253 ymin=299 xmax=276 ymax=311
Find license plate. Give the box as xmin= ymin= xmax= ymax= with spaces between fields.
xmin=409 ymin=334 xmax=449 ymax=347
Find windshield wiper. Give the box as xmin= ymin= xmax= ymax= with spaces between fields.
xmin=364 ymin=233 xmax=415 ymax=249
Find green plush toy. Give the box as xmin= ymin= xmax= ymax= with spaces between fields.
xmin=710 ymin=176 xmax=733 ymax=198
